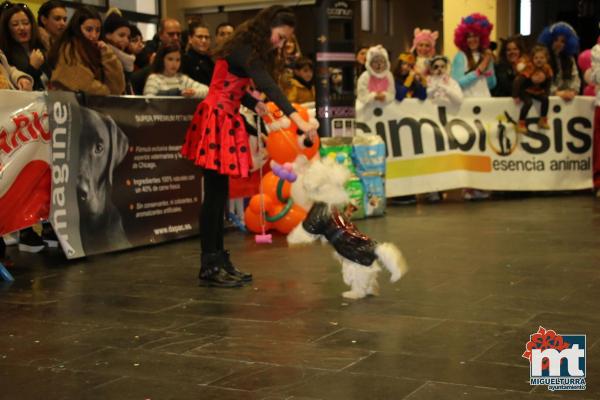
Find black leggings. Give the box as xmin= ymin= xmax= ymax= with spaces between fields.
xmin=519 ymin=92 xmax=549 ymax=121
xmin=200 ymin=169 xmax=228 ymax=254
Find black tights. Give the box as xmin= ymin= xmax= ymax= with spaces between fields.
xmin=519 ymin=93 xmax=549 ymax=121
xmin=200 ymin=169 xmax=228 ymax=255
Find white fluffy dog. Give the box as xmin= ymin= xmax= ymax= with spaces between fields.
xmin=287 ymin=158 xmax=408 ymax=299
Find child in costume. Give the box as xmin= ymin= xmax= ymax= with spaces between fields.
xmin=393 ymin=52 xmax=426 ymax=101
xmin=412 ymin=27 xmax=438 ymax=76
xmin=329 ymin=67 xmax=344 ymax=96
xmin=451 ymin=13 xmax=496 ymax=98
xmin=426 ymin=55 xmax=463 ymax=107
xmin=356 ymin=45 xmax=394 ymax=116
xmin=181 ymin=6 xmax=317 ymax=288
xmin=513 ymin=45 xmax=553 ymax=132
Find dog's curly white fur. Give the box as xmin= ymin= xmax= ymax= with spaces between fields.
xmin=287 ymin=158 xmax=408 ymax=299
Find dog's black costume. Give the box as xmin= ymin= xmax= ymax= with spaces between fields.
xmin=302 ymin=202 xmax=377 ymax=266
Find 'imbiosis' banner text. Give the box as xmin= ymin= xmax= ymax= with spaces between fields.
xmin=356 ymin=97 xmax=594 ymax=196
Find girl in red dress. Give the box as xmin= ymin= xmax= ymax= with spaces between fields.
xmin=182 ymin=6 xmax=316 ymax=287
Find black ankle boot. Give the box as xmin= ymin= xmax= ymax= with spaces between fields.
xmin=221 ymin=250 xmax=253 ymax=282
xmin=199 ymin=252 xmax=242 ymax=288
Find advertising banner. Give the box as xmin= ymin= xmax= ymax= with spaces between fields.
xmin=0 ymin=90 xmax=50 ymax=235
xmin=47 ymin=92 xmax=202 ymax=259
xmin=355 ymin=97 xmax=595 ymax=196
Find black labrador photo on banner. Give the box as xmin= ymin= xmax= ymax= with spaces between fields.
xmin=77 ymin=107 xmax=130 ymax=255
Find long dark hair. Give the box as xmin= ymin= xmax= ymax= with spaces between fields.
xmin=214 ymin=5 xmax=296 ymax=78
xmin=0 ymin=4 xmax=44 ymax=69
xmin=47 ymin=6 xmax=101 ymax=75
xmin=546 ymin=44 xmax=574 ymax=81
xmin=464 ymin=45 xmax=483 ymax=72
xmin=538 ymin=22 xmax=579 ymax=81
xmin=37 ymin=0 xmax=66 ymax=28
xmin=497 ymin=35 xmax=526 ymax=66
xmin=152 ymin=43 xmax=181 ymax=73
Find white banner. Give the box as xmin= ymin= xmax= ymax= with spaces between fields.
xmin=355 ymin=97 xmax=595 ymax=197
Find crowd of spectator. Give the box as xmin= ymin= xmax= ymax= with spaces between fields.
xmin=352 ymin=13 xmax=595 ymax=201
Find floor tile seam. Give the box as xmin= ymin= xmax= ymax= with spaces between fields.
xmin=336 ymin=317 xmax=450 ymax=347
xmin=321 ymin=368 xmax=427 ymax=384
xmin=275 ymin=307 xmax=319 ymax=323
xmin=374 ymin=310 xmax=527 ymax=328
xmin=346 ymin=349 xmax=530 ymax=369
xmin=469 ymin=293 xmax=495 ymax=306
xmin=32 ymin=317 xmax=192 ymax=332
xmin=521 ymin=311 xmax=600 ymax=327
xmin=159 ymin=299 xmax=270 ymax=308
xmin=406 ymin=318 xmax=448 ymax=338
xmin=180 ymin=333 xmax=381 ymax=353
xmin=309 ymin=327 xmax=346 ymax=344
xmin=337 ymin=350 xmax=377 ymax=372
xmin=207 ymin=366 xmax=327 ymax=394
xmin=59 ymin=350 xmax=279 ymax=375
xmin=175 ymin=352 xmax=283 ymax=368
xmin=192 ymin=383 xmax=264 ymax=395
xmin=408 ymin=380 xmax=544 ymax=396
xmin=138 ymin=333 xmax=223 ymax=351
xmin=80 ymin=375 xmax=128 ymax=392
xmin=149 ymin=300 xmax=206 ymax=314
xmin=468 ymin=341 xmax=503 ymax=362
xmin=163 ymin=327 xmax=332 ymax=346
xmin=44 ymin=345 xmax=120 ymax=370
xmin=399 ymin=380 xmax=430 ymax=399
xmin=204 ymin=334 xmax=341 ymax=347
xmin=286 ymin=314 xmax=445 ymax=331
xmin=0 ymin=320 xmax=103 ymax=336
xmin=181 ymin=338 xmax=373 ymax=361
xmin=173 ymin=351 xmax=346 ymax=372
xmin=165 ymin=312 xmax=297 ymax=323
xmin=14 ymin=364 xmax=125 ymax=387
xmin=352 ymin=370 xmax=535 ymax=394
xmin=202 ymin=364 xmax=275 ymax=387
xmin=0 ymin=299 xmax=61 ymax=306
xmin=162 ymin=300 xmax=309 ymax=311
xmin=450 ymin=313 xmax=535 ymax=327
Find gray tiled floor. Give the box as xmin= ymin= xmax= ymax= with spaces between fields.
xmin=1 ymin=194 xmax=599 ymax=399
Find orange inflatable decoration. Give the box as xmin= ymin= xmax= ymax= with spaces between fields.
xmin=244 ymin=102 xmax=318 ymax=234
xmin=263 ymin=103 xmax=320 ymax=165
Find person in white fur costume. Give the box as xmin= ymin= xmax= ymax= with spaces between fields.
xmin=356 ymin=45 xmax=395 ymax=118
xmin=426 ymin=55 xmax=463 ymax=107
xmin=287 ymin=157 xmax=408 ymax=299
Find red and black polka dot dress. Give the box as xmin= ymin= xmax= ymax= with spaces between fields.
xmin=181 ymin=60 xmax=253 ymax=178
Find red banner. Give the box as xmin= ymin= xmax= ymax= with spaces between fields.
xmin=0 ymin=91 xmax=50 ymax=235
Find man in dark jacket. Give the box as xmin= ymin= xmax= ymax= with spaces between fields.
xmin=182 ymin=22 xmax=214 ymax=85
